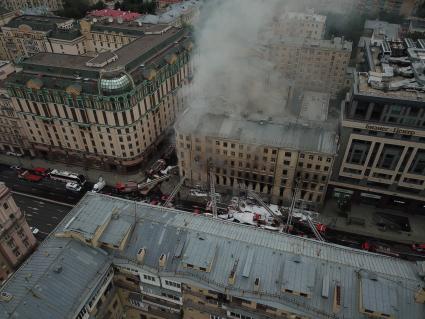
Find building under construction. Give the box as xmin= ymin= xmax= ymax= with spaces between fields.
xmin=175 ymin=90 xmax=338 ymax=209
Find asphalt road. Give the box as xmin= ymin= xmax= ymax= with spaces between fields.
xmin=0 ymin=163 xmax=91 ymax=205
xmin=13 ymin=193 xmax=72 ymax=241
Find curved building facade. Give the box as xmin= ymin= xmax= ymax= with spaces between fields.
xmin=5 ymin=25 xmax=192 ymax=171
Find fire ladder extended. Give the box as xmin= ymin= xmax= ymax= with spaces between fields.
xmin=209 ymin=169 xmax=218 ymax=218
xmin=286 ymin=179 xmax=300 ymax=231
xmin=306 ymin=216 xmax=325 ymax=241
xmin=237 ymin=184 xmax=283 ymax=222
xmin=163 ymin=177 xmax=186 ymax=207
xmin=137 ymin=175 xmax=170 ymax=190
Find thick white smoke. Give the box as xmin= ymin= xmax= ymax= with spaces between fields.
xmin=187 ymin=0 xmax=290 ymax=117
xmin=184 ymin=0 xmax=352 ymax=118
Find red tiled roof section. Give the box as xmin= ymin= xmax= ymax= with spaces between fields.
xmin=88 ymin=9 xmax=142 ymax=21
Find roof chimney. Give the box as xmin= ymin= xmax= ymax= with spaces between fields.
xmin=137 ymin=248 xmax=146 ymax=264
xmin=254 ymin=277 xmax=260 ymax=292
xmin=415 ymin=287 xmax=425 ymax=304
xmin=159 ymin=253 xmax=167 ymax=268
xmin=228 ymin=259 xmax=239 ymax=285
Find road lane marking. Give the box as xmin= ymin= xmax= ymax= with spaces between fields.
xmin=52 ymin=216 xmax=58 ymax=220
xmin=11 ymin=191 xmax=75 ymax=208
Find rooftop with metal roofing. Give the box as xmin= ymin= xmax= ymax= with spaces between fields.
xmin=5 ymin=26 xmax=191 ymax=95
xmin=2 ymin=15 xmax=82 ymax=40
xmin=20 ymin=25 xmax=184 ymax=73
xmin=175 ymin=106 xmax=338 ymax=155
xmin=1 ymin=192 xmax=424 ymax=319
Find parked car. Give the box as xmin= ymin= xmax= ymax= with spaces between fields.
xmin=6 ymin=151 xmax=23 ymax=157
xmin=92 ymin=177 xmax=106 ymax=193
xmin=412 ymin=243 xmax=425 ymax=253
xmin=30 ymin=227 xmax=39 ymax=235
xmin=32 ymin=167 xmax=49 ymax=176
xmin=18 ymin=170 xmax=43 ymax=182
xmin=66 ymin=182 xmax=82 ymax=192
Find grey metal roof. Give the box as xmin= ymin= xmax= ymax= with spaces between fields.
xmin=175 ymin=108 xmax=338 ymax=155
xmin=65 ymin=197 xmax=132 ymax=240
xmin=0 ymin=237 xmax=110 ymax=319
xmin=360 ymin=271 xmax=398 ymax=317
xmin=182 ymin=234 xmax=217 ymax=268
xmin=282 ymin=259 xmax=316 ymax=295
xmin=1 ymin=193 xmax=424 ymax=319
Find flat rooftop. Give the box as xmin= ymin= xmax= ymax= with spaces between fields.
xmin=21 ymin=26 xmax=186 ymax=73
xmin=356 ymin=38 xmax=425 ymax=102
xmin=176 ymin=107 xmax=338 ymax=155
xmin=298 ymin=91 xmax=330 ymax=122
xmin=90 ymin=20 xmax=171 ymax=36
xmin=1 ymin=193 xmax=423 ymax=318
xmin=4 ymin=15 xmax=73 ymax=31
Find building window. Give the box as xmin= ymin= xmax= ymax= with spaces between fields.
xmin=165 ymin=280 xmax=181 ymax=288
xmin=143 ymin=274 xmax=155 ymax=282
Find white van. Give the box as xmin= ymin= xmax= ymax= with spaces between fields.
xmin=92 ymin=177 xmax=106 ymax=193
xmin=66 ymin=182 xmax=82 ymax=192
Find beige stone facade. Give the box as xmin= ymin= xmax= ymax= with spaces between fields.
xmin=0 ymin=183 xmax=37 ymax=284
xmin=4 ymin=26 xmax=192 ymax=171
xmin=273 ymin=11 xmax=326 ymax=40
xmin=331 ymin=39 xmax=425 ymax=213
xmin=265 ymin=36 xmax=352 ymax=96
xmin=79 ymin=19 xmax=140 ymax=54
xmin=175 ymin=98 xmax=337 ymax=208
xmin=0 ymin=61 xmax=31 ymax=155
xmin=176 ymin=131 xmax=334 ymax=207
xmin=0 ymin=15 xmax=85 ymax=60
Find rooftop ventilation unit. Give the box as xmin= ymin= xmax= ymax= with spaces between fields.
xmin=333 ymin=283 xmax=342 ymax=313
xmin=228 ymin=259 xmax=239 ymax=285
xmin=0 ymin=292 xmax=12 ymax=302
xmin=136 ymin=247 xmax=146 ymax=264
xmin=53 ymin=265 xmax=62 ymax=273
xmin=415 ymin=287 xmax=425 ymax=304
xmin=159 ymin=253 xmax=167 ymax=267
xmin=254 ymin=277 xmax=260 ymax=292
xmin=137 ymin=248 xmax=146 ymax=264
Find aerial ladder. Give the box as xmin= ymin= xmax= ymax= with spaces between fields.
xmin=209 ymin=168 xmax=218 ymax=218
xmin=285 ymin=179 xmax=301 ymax=232
xmin=244 ymin=187 xmax=284 ymax=222
xmin=163 ymin=177 xmax=186 ymax=207
xmin=286 ymin=178 xmax=325 ymax=241
xmin=306 ymin=216 xmax=325 ymax=241
xmin=137 ymin=175 xmax=170 ymax=189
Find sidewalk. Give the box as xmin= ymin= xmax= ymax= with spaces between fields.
xmin=0 ymin=154 xmax=145 ymax=185
xmin=319 ymin=198 xmax=425 ymax=244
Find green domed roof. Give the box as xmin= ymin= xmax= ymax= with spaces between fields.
xmin=100 ymin=73 xmax=133 ymax=95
